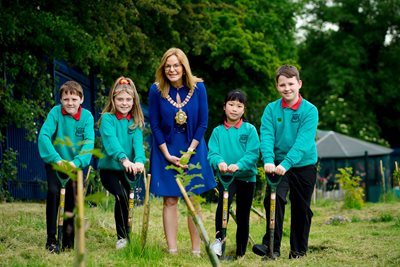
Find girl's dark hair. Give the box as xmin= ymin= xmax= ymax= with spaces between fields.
xmin=221 ymin=89 xmax=247 ymax=123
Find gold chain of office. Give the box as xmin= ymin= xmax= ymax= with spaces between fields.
xmin=166 ymin=91 xmax=193 ymax=125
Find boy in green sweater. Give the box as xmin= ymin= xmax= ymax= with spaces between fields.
xmin=253 ymin=65 xmax=318 ymax=259
xmin=208 ymin=90 xmax=260 ymax=258
xmin=38 ymin=81 xmax=94 ymax=253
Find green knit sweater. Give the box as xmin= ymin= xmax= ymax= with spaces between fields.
xmin=208 ymin=121 xmax=260 ymax=182
xmin=98 ymin=113 xmax=146 ymax=171
xmin=38 ymin=105 xmax=94 ymax=168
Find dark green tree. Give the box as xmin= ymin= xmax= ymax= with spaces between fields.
xmin=193 ymin=0 xmax=301 ymax=132
xmin=298 ymin=0 xmax=400 ymax=146
xmin=0 ymin=0 xmax=301 ymax=145
xmin=0 ymin=0 xmax=183 ymax=142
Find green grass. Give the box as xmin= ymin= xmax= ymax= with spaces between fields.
xmin=1 ymin=198 xmax=400 ymax=266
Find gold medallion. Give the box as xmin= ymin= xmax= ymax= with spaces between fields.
xmin=166 ymin=90 xmax=192 ymax=125
xmin=175 ymin=109 xmax=187 ymax=125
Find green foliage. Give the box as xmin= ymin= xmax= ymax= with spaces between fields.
xmin=199 ymin=0 xmax=301 ymax=132
xmin=395 ymin=216 xmax=400 ymax=228
xmin=371 ymin=213 xmax=393 ymax=223
xmin=335 ymin=167 xmax=364 ymax=209
xmin=254 ymin=166 xmax=266 ymax=203
xmin=299 ymin=0 xmax=400 ymax=146
xmin=1 ymin=1 xmax=301 ymax=150
xmin=393 ymin=168 xmax=400 ymax=187
xmin=0 ymin=148 xmax=18 ymax=202
xmin=165 ymin=151 xmax=205 ymax=206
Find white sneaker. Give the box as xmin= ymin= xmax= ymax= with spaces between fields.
xmin=211 ymin=239 xmax=222 ymax=256
xmin=116 ymin=238 xmax=128 ymax=249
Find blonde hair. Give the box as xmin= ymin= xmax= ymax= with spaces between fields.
xmin=99 ymin=76 xmax=144 ymax=129
xmin=59 ymin=80 xmax=84 ymax=99
xmin=155 ymin=47 xmax=203 ymax=98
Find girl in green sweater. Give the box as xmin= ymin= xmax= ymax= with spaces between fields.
xmin=208 ymin=90 xmax=260 ymax=258
xmin=98 ymin=76 xmax=146 ymax=249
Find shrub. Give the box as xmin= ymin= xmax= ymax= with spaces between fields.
xmin=393 ymin=168 xmax=400 ymax=187
xmin=336 ymin=167 xmax=364 ymax=209
xmin=0 ymin=148 xmax=18 ymax=202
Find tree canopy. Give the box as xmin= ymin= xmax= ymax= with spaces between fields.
xmin=298 ymin=0 xmax=400 ymax=147
xmin=2 ymin=0 xmax=398 ymax=148
xmin=0 ymin=0 xmax=300 ymax=144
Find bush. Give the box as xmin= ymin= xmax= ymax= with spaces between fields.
xmin=0 ymin=148 xmax=18 ymax=202
xmin=393 ymin=168 xmax=400 ymax=188
xmin=336 ymin=167 xmax=364 ymax=209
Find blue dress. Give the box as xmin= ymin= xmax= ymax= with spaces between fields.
xmin=148 ymin=82 xmax=216 ymax=197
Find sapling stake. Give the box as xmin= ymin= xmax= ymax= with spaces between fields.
xmin=167 ymin=151 xmax=221 ymax=267
xmin=141 ymin=173 xmax=151 ymax=250
xmin=175 ymin=177 xmax=220 ymax=267
xmin=75 ymin=170 xmax=85 ymax=267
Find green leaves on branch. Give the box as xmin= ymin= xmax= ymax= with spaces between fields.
xmin=0 ymin=148 xmax=18 ymax=202
xmin=336 ymin=167 xmax=364 ymax=210
xmin=166 ymin=151 xmax=205 ymax=204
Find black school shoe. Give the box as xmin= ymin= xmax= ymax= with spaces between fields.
xmin=252 ymin=244 xmax=281 ymax=258
xmin=289 ymin=250 xmax=306 ymax=259
xmin=46 ymin=242 xmax=59 ymax=254
xmin=252 ymin=244 xmax=268 ymax=256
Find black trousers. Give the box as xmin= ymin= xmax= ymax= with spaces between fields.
xmin=100 ymin=169 xmax=131 ymax=240
xmin=262 ymin=164 xmax=316 ymax=256
xmin=45 ymin=164 xmax=75 ymax=246
xmin=215 ymin=178 xmax=255 ymax=257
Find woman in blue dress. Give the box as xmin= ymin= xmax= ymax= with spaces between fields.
xmin=149 ymin=47 xmax=216 ymax=256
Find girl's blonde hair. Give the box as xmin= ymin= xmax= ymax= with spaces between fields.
xmin=155 ymin=47 xmax=203 ymax=98
xmin=99 ymin=76 xmax=144 ymax=129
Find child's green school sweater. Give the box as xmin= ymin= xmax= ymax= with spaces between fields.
xmin=260 ymin=98 xmax=318 ymax=171
xmin=208 ymin=121 xmax=260 ymax=182
xmin=38 ymin=105 xmax=95 ymax=168
xmin=98 ymin=113 xmax=146 ymax=171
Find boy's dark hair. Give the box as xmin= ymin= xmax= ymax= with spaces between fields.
xmin=221 ymin=89 xmax=247 ymax=123
xmin=59 ymin=80 xmax=84 ymax=99
xmin=275 ymin=65 xmax=300 ymax=83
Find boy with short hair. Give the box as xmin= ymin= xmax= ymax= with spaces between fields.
xmin=38 ymin=80 xmax=94 ymax=253
xmin=253 ymin=65 xmax=318 ymax=259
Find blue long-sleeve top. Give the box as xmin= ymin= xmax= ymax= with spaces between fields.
xmin=148 ymin=82 xmax=208 ymax=145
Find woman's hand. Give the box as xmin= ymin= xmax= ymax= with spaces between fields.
xmin=166 ymin=154 xmax=183 ymax=167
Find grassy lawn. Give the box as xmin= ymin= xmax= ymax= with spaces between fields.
xmin=0 ymin=196 xmax=399 ymax=266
